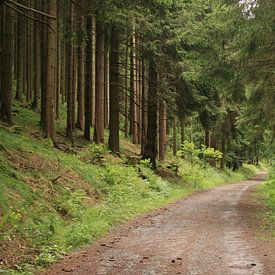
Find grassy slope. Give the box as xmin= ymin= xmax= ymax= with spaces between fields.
xmin=0 ymin=104 xmax=257 ymax=274
xmin=259 ymin=168 xmax=275 ymax=236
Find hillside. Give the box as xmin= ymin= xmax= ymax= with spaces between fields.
xmin=0 ymin=105 xmax=257 ymax=274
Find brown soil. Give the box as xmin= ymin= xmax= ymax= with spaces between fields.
xmin=41 ymin=172 xmax=275 ymax=275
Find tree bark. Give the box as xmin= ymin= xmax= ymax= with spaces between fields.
xmin=66 ymin=1 xmax=74 ymax=140
xmin=104 ymin=45 xmax=109 ymax=129
xmin=15 ymin=5 xmax=24 ymax=102
xmin=205 ymin=128 xmax=211 ymax=147
xmin=141 ymin=59 xmax=148 ymax=155
xmin=43 ymin=0 xmax=56 ymax=140
xmin=84 ymin=15 xmax=92 ymax=141
xmin=173 ymin=113 xmax=177 ymax=156
xmin=142 ymin=59 xmax=158 ymax=169
xmin=124 ymin=39 xmax=129 ymax=137
xmin=0 ymin=5 xmax=13 ymax=124
xmin=40 ymin=0 xmax=47 ymax=128
xmin=93 ymin=20 xmax=105 ymax=144
xmin=108 ymin=26 xmax=120 ymax=153
xmin=180 ymin=120 xmax=185 ymax=145
xmin=159 ymin=99 xmax=167 ymax=161
xmin=76 ymin=15 xmax=85 ymax=130
xmin=32 ymin=6 xmax=41 ymax=109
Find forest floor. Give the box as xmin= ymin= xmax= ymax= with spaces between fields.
xmin=42 ymin=171 xmax=275 ymax=275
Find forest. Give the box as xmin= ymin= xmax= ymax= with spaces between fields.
xmin=0 ymin=0 xmax=275 ymax=274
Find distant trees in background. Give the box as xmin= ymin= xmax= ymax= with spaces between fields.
xmin=0 ymin=0 xmax=274 ymax=168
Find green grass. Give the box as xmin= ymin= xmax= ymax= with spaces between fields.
xmin=259 ymin=168 xmax=275 ymax=234
xmin=0 ymin=104 xmax=258 ymax=274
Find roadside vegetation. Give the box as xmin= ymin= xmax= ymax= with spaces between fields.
xmin=259 ymin=167 xmax=275 ymax=236
xmin=0 ymin=105 xmax=257 ymax=274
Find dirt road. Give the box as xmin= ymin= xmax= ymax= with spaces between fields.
xmin=43 ymin=172 xmax=275 ymax=274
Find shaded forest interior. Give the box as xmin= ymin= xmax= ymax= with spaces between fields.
xmin=0 ymin=0 xmax=274 ymax=167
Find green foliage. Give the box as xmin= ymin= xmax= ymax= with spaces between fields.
xmin=88 ymin=143 xmax=110 ymax=164
xmin=259 ymin=169 xmax=275 ymax=231
xmin=177 ymin=141 xmax=223 ymax=166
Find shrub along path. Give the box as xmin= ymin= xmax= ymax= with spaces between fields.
xmin=42 ymin=172 xmax=275 ymax=275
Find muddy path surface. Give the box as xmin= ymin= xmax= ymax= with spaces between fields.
xmin=42 ymin=172 xmax=275 ymax=275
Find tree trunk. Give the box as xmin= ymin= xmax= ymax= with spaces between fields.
xmin=108 ymin=26 xmax=120 ymax=153
xmin=129 ymin=30 xmax=138 ymax=143
xmin=43 ymin=0 xmax=57 ymax=140
xmin=66 ymin=2 xmax=74 ymax=140
xmin=32 ymin=12 xmax=41 ymax=109
xmin=15 ymin=7 xmax=24 ymax=102
xmin=26 ymin=1 xmax=33 ymax=102
xmin=84 ymin=15 xmax=92 ymax=141
xmin=180 ymin=120 xmax=185 ymax=145
xmin=91 ymin=16 xmax=96 ymax=127
xmin=104 ymin=45 xmax=109 ymax=129
xmin=142 ymin=59 xmax=158 ymax=169
xmin=124 ymin=40 xmax=129 ymax=137
xmin=173 ymin=113 xmax=177 ymax=156
xmin=159 ymin=99 xmax=167 ymax=161
xmin=0 ymin=5 xmax=13 ymax=124
xmin=76 ymin=15 xmax=85 ymax=130
xmin=93 ymin=20 xmax=105 ymax=144
xmin=205 ymin=128 xmax=211 ymax=147
xmin=141 ymin=59 xmax=148 ymax=155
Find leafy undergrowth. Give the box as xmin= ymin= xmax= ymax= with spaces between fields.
xmin=259 ymin=168 xmax=275 ymax=236
xmin=0 ymin=105 xmax=257 ymax=274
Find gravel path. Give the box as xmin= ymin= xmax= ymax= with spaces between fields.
xmin=42 ymin=172 xmax=275 ymax=275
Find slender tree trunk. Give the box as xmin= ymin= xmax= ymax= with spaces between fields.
xmin=141 ymin=59 xmax=148 ymax=155
xmin=180 ymin=120 xmax=185 ymax=145
xmin=32 ymin=13 xmax=41 ymax=109
xmin=159 ymin=99 xmax=167 ymax=161
xmin=108 ymin=27 xmax=120 ymax=153
xmin=76 ymin=15 xmax=85 ymax=130
xmin=66 ymin=2 xmax=74 ymax=140
xmin=84 ymin=15 xmax=92 ymax=141
xmin=26 ymin=1 xmax=33 ymax=102
xmin=124 ymin=40 xmax=129 ymax=137
xmin=205 ymin=128 xmax=211 ymax=147
xmin=15 ymin=8 xmax=24 ymax=102
xmin=173 ymin=113 xmax=177 ymax=156
xmin=43 ymin=0 xmax=57 ymax=140
xmin=104 ymin=46 xmax=109 ymax=128
xmin=0 ymin=6 xmax=13 ymax=124
xmin=220 ymin=133 xmax=226 ymax=169
xmin=40 ymin=1 xmax=48 ymax=128
xmin=129 ymin=30 xmax=138 ymax=143
xmin=91 ymin=16 xmax=96 ymax=127
xmin=142 ymin=59 xmax=158 ymax=169
xmin=55 ymin=2 xmax=61 ymax=119
xmin=93 ymin=20 xmax=105 ymax=144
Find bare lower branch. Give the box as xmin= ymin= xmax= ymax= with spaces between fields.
xmin=6 ymin=0 xmax=56 ymax=19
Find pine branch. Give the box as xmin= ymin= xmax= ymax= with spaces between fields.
xmin=5 ymin=0 xmax=56 ymax=19
xmin=4 ymin=2 xmax=53 ymax=29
